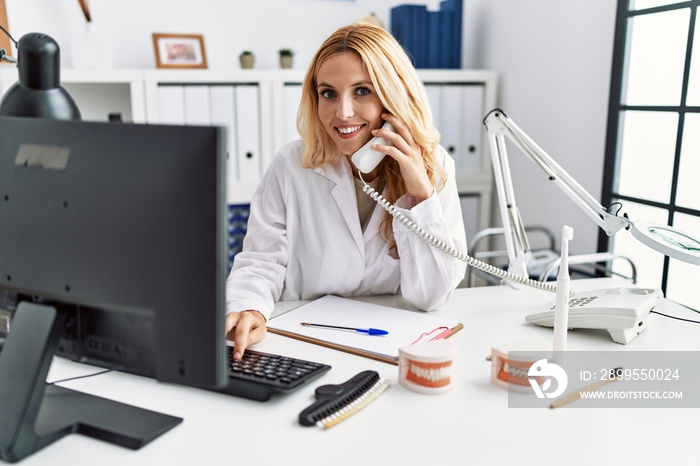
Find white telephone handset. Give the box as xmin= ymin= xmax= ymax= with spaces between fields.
xmin=351 ymin=122 xmax=394 ymax=174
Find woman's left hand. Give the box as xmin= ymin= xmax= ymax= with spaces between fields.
xmin=372 ymin=113 xmax=434 ymax=203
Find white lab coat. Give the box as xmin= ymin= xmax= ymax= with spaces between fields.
xmin=226 ymin=140 xmax=467 ymax=320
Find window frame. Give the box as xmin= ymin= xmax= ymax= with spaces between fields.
xmin=601 ymin=0 xmax=700 ymax=303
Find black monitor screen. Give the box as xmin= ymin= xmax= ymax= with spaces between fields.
xmin=0 ymin=116 xmax=227 ymax=461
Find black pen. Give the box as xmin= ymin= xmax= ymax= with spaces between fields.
xmin=300 ymin=322 xmax=389 ymax=336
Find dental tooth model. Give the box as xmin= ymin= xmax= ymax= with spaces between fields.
xmin=399 ymin=339 xmax=455 ymax=394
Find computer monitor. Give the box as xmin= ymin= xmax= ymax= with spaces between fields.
xmin=0 ymin=116 xmax=227 ymax=462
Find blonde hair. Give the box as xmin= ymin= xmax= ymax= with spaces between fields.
xmin=298 ymin=23 xmax=446 ymax=251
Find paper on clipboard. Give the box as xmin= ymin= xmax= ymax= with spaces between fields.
xmin=266 ymin=295 xmax=463 ymax=365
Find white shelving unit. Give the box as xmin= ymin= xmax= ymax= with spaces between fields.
xmin=0 ymin=68 xmax=148 ymax=123
xmin=0 ymin=67 xmax=497 ymax=239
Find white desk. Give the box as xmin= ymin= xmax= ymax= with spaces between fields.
xmin=19 ymin=279 xmax=700 ymax=466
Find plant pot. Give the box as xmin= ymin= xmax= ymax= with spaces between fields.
xmin=239 ymin=54 xmax=255 ymax=69
xmin=279 ymin=55 xmax=293 ymax=69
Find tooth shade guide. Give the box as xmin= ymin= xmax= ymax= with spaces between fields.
xmin=316 ymin=378 xmax=389 ymax=429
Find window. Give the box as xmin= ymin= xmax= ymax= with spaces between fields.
xmin=602 ymin=0 xmax=700 ymax=310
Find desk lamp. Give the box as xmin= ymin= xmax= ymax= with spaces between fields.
xmin=0 ymin=32 xmax=81 ymax=120
xmin=483 ymin=109 xmax=700 ymax=345
xmin=483 ymin=108 xmax=700 ymax=283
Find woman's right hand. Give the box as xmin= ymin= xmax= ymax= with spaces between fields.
xmin=225 ymin=310 xmax=267 ymax=360
xmin=373 ymin=113 xmax=434 ymax=203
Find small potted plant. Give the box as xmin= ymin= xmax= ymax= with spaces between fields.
xmin=279 ymin=49 xmax=294 ymax=69
xmin=239 ymin=50 xmax=254 ymax=69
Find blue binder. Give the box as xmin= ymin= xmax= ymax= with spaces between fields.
xmin=390 ymin=0 xmax=462 ymax=69
xmin=390 ymin=4 xmax=428 ymax=68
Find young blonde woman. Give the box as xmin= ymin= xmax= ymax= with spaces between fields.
xmin=226 ymin=23 xmax=467 ymax=359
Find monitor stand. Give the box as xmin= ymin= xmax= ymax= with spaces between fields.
xmin=0 ymin=302 xmax=182 ymax=463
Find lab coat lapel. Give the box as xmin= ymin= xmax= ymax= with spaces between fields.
xmin=313 ymin=158 xmax=365 ymax=256
xmin=362 ymin=199 xmax=383 ymax=243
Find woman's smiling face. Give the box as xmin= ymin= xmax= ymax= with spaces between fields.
xmin=315 ymin=52 xmax=385 ymax=158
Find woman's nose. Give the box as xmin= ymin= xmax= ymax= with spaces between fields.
xmin=336 ymin=95 xmax=355 ymax=119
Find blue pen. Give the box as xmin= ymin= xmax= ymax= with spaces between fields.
xmin=300 ymin=322 xmax=389 ymax=336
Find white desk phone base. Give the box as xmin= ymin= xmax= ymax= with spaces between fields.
xmin=525 ymin=286 xmax=663 ymax=344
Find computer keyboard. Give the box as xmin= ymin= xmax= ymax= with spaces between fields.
xmin=215 ymin=347 xmax=331 ymax=402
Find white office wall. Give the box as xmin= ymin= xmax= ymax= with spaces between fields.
xmin=4 ymin=0 xmax=441 ymax=70
xmin=463 ymin=0 xmax=617 ymax=255
xmin=4 ymin=0 xmax=617 ymax=254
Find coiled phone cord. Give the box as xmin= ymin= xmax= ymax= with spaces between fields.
xmin=360 ymin=179 xmax=557 ymax=293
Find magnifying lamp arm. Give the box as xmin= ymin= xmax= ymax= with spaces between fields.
xmin=484 ymin=108 xmax=700 ymax=277
xmin=546 ymin=170 xmax=631 ymax=236
xmin=483 ymin=109 xmax=633 ymax=277
xmin=488 ymin=127 xmax=531 ymax=278
xmin=485 ymin=109 xmax=634 ymax=232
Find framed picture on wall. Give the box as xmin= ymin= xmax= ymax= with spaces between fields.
xmin=152 ymin=33 xmax=208 ymax=69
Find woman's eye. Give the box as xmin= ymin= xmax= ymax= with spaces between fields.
xmin=320 ymin=89 xmax=336 ymax=99
xmin=356 ymin=87 xmax=371 ymax=96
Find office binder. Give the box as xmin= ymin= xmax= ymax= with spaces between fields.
xmin=441 ymin=0 xmax=463 ymax=68
xmin=267 ymin=295 xmax=463 ymax=365
xmin=157 ymin=85 xmax=185 ymax=124
xmin=426 ymin=11 xmax=440 ymax=68
xmin=183 ymin=85 xmax=211 ymax=126
xmin=234 ymin=84 xmax=262 ymax=182
xmin=390 ymin=4 xmax=428 ymax=68
xmin=283 ymin=83 xmax=302 ymax=145
xmin=461 ymin=85 xmax=485 ymax=173
xmin=425 ymin=83 xmax=443 ymax=129
xmin=209 ymin=85 xmax=238 ymax=183
xmin=440 ymin=84 xmax=466 ymax=173
xmin=438 ymin=9 xmax=454 ymax=69
xmin=391 ymin=0 xmax=462 ymax=69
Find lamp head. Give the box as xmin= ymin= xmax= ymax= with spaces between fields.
xmin=630 ymin=222 xmax=700 ymax=265
xmin=0 ymin=33 xmax=81 ymax=120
